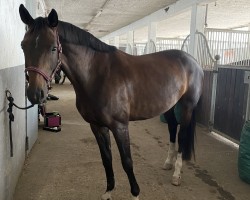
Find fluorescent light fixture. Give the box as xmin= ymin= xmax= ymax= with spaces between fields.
xmin=94 ymin=10 xmax=102 ymax=18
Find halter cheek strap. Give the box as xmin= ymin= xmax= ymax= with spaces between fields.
xmin=25 ymin=30 xmax=62 ymax=88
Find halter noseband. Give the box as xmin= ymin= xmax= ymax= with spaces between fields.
xmin=25 ymin=30 xmax=62 ymax=88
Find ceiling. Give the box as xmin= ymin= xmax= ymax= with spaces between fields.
xmin=160 ymin=0 xmax=250 ymax=37
xmin=41 ymin=0 xmax=250 ymax=41
xmin=42 ymin=0 xmax=177 ymax=38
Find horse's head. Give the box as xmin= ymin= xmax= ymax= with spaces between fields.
xmin=19 ymin=4 xmax=61 ymax=104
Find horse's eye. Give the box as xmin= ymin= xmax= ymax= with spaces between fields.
xmin=52 ymin=47 xmax=57 ymax=52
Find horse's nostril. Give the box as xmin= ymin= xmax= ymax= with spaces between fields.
xmin=27 ymin=87 xmax=46 ymax=104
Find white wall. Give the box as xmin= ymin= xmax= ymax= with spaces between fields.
xmin=0 ymin=1 xmax=38 ymax=200
xmin=0 ymin=0 xmax=25 ymax=70
xmin=0 ymin=66 xmax=26 ymax=200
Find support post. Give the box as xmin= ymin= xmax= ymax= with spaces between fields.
xmin=147 ymin=22 xmax=157 ymax=54
xmin=209 ymin=55 xmax=220 ymax=131
xmin=126 ymin=31 xmax=134 ymax=55
xmin=189 ymin=3 xmax=206 ymax=58
xmin=244 ymin=71 xmax=250 ymax=121
xmin=114 ymin=36 xmax=120 ymax=48
xmin=246 ymin=24 xmax=250 ymax=65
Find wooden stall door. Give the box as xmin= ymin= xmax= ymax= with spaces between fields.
xmin=213 ymin=67 xmax=249 ymax=141
xmin=196 ymin=70 xmax=213 ymax=127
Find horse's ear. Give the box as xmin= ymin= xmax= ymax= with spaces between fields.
xmin=48 ymin=9 xmax=58 ymax=27
xmin=19 ymin=4 xmax=34 ymax=26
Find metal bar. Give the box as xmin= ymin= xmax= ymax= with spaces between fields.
xmin=209 ymin=59 xmax=219 ymax=131
xmin=243 ymin=71 xmax=250 ymax=121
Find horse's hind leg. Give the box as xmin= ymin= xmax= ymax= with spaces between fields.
xmin=172 ymin=102 xmax=196 ymax=186
xmin=90 ymin=124 xmax=114 ymax=200
xmin=163 ymin=107 xmax=178 ymax=170
xmin=111 ymin=123 xmax=140 ymax=200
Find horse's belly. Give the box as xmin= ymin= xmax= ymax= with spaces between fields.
xmin=129 ymin=94 xmax=179 ymax=121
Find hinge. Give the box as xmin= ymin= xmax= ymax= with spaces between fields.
xmin=25 ymin=136 xmax=29 ymax=151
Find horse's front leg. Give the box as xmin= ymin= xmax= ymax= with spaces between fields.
xmin=90 ymin=124 xmax=114 ymax=200
xmin=111 ymin=123 xmax=140 ymax=200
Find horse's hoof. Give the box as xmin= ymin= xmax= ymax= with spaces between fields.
xmin=132 ymin=195 xmax=139 ymax=200
xmin=163 ymin=163 xmax=173 ymax=170
xmin=171 ymin=176 xmax=181 ymax=186
xmin=101 ymin=191 xmax=112 ymax=200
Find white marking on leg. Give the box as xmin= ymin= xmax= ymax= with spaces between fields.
xmin=101 ymin=191 xmax=112 ymax=200
xmin=163 ymin=142 xmax=176 ymax=170
xmin=172 ymin=153 xmax=182 ymax=186
xmin=132 ymin=195 xmax=139 ymax=200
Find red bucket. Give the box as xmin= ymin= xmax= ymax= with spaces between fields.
xmin=44 ymin=112 xmax=61 ymax=132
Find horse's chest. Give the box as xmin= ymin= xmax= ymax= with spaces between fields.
xmin=76 ymin=101 xmax=94 ymax=122
xmin=75 ymin=97 xmax=104 ymax=124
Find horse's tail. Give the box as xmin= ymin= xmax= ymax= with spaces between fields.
xmin=182 ymin=109 xmax=196 ymax=161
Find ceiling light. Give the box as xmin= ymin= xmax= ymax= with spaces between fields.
xmin=95 ymin=10 xmax=102 ymax=18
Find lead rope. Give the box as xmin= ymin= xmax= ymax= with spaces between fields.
xmin=5 ymin=90 xmax=34 ymax=157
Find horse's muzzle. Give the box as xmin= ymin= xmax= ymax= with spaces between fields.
xmin=27 ymin=86 xmax=47 ymax=104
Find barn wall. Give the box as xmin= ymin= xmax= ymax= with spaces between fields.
xmin=0 ymin=0 xmax=25 ymax=70
xmin=0 ymin=66 xmax=26 ymax=200
xmin=0 ymin=1 xmax=38 ymax=200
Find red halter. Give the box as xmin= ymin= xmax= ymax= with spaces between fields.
xmin=25 ymin=30 xmax=62 ymax=88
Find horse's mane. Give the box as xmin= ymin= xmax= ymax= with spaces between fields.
xmin=30 ymin=17 xmax=116 ymax=53
xmin=58 ymin=21 xmax=117 ymax=52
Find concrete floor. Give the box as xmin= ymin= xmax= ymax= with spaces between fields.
xmin=14 ymin=82 xmax=250 ymax=200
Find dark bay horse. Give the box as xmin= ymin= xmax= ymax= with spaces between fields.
xmin=19 ymin=4 xmax=204 ymax=200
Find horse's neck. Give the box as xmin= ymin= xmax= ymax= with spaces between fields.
xmin=60 ymin=42 xmax=95 ymax=90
